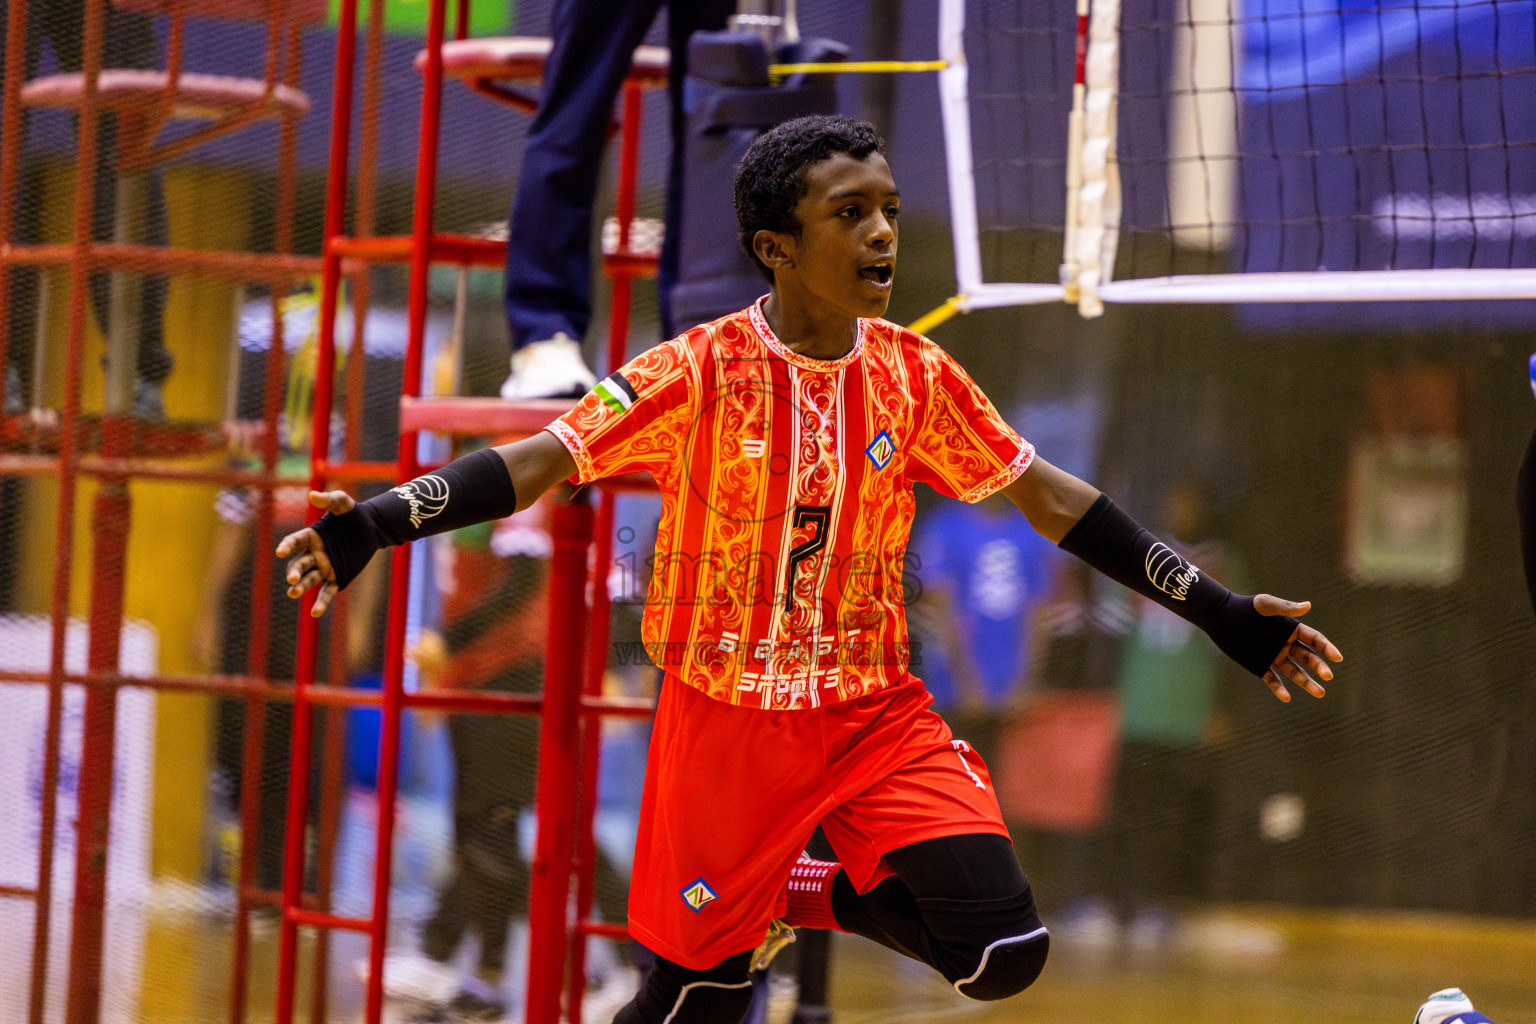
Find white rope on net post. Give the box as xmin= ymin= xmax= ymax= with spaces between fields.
xmin=1070 ymin=0 xmax=1123 ymax=319
xmin=1061 ymin=0 xmax=1090 ymax=303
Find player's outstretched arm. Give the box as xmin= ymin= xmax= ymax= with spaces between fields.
xmin=1001 ymin=455 xmax=1343 ymax=701
xmin=276 ymin=431 xmax=577 ymax=617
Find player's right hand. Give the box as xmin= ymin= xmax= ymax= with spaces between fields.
xmin=275 ymin=490 xmax=357 ymax=617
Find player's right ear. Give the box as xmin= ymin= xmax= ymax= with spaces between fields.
xmin=753 ymin=228 xmax=794 ymax=273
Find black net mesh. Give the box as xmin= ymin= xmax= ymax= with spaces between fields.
xmin=960 ymin=0 xmax=1077 ymax=286
xmin=1114 ymin=0 xmax=1536 ymax=279
xmin=955 ymin=0 xmax=1536 ymax=285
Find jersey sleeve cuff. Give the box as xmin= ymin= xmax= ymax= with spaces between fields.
xmin=957 ymin=441 xmax=1035 ymax=504
xmin=544 ymin=421 xmax=595 ymax=484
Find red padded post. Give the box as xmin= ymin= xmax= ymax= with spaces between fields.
xmin=526 ymin=496 xmax=595 ymax=1024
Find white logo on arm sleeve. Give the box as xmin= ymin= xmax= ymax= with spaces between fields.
xmin=391 ymin=474 xmax=451 ymax=528
xmin=1145 ymin=542 xmax=1201 ymax=600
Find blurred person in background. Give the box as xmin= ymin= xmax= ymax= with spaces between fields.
xmin=1105 ymin=479 xmax=1245 ymax=949
xmin=1010 ymin=560 xmax=1130 ymax=945
xmin=499 ymin=0 xmax=734 ymax=399
xmin=907 ymin=493 xmax=1058 ymax=769
xmin=383 ymin=477 xmax=636 ymax=1023
xmin=1 ymin=0 xmax=174 ymax=418
xmin=191 ymin=418 xmax=380 ymax=896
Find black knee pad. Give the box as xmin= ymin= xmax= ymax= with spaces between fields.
xmin=613 ymin=951 xmax=756 ymax=1024
xmin=951 ymin=929 xmax=1049 ymax=1001
xmin=915 ymin=885 xmax=1050 ymax=1001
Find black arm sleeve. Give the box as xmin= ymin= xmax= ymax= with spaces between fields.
xmin=310 ymin=447 xmax=518 ymax=590
xmin=1058 ymin=494 xmax=1298 ymax=677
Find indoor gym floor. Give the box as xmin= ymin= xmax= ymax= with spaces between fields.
xmin=118 ymin=900 xmax=1535 ymax=1024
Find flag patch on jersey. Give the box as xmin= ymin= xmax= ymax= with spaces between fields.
xmin=679 ymin=877 xmax=718 ymax=912
xmin=594 ymin=372 xmax=639 ymax=415
xmin=865 ymin=429 xmax=895 ymax=470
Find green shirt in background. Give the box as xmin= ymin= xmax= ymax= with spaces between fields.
xmin=1115 ymin=543 xmax=1247 ymax=747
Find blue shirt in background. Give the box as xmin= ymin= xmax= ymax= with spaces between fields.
xmin=912 ymin=502 xmax=1059 ymax=709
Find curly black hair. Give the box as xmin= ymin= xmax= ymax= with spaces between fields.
xmin=734 ymin=115 xmax=887 ymax=282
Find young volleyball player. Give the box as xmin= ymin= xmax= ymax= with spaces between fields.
xmin=279 ymin=115 xmax=1342 ymax=1023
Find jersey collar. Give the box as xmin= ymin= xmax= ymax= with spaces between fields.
xmin=748 ymin=297 xmax=867 ymax=373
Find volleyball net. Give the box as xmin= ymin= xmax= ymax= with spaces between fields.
xmin=934 ymin=0 xmax=1536 ymax=320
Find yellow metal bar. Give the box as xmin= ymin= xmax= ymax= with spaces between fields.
xmin=907 ymin=295 xmax=966 ymax=336
xmin=767 ymin=59 xmax=948 ymax=82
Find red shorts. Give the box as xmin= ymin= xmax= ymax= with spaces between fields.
xmin=627 ymin=676 xmax=1010 ymax=969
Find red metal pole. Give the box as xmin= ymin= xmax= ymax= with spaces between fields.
xmin=44 ymin=4 xmax=103 ymax=1024
xmin=286 ymin=909 xmax=372 ymax=931
xmin=568 ymin=79 xmax=645 ymax=1019
xmin=578 ymin=920 xmax=630 ymax=942
xmin=357 ymin=1 xmax=450 ymax=1021
xmin=565 ymin=500 xmax=611 ymax=1024
xmin=276 ymin=0 xmax=359 ymax=1019
xmin=0 ymin=241 xmax=324 ymax=282
xmin=66 ymin=423 xmax=131 ymax=1024
xmin=348 ymin=0 xmax=387 ymax=448
xmin=527 ymin=496 xmax=595 ymax=1024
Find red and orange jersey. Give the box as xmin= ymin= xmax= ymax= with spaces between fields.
xmin=547 ymin=301 xmax=1033 ymax=710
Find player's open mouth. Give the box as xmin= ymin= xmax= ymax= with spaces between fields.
xmin=859 ymin=261 xmax=895 ymax=288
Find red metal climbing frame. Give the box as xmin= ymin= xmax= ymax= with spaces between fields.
xmin=274 ymin=3 xmax=664 ymax=1024
xmin=0 ymin=4 xmax=364 ymax=1024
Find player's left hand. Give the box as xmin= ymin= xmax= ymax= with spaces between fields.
xmin=1252 ymin=595 xmax=1342 ymax=703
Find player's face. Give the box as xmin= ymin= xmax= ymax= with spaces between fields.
xmin=786 ymin=151 xmax=899 ymax=318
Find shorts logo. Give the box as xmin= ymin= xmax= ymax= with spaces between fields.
xmin=680 ymin=877 xmax=718 ymax=912
xmin=595 ymin=372 xmax=639 ymax=415
xmin=865 ymin=429 xmax=895 ymax=470
xmin=1144 ymin=542 xmax=1200 ymax=601
xmin=391 ymin=474 xmax=450 ymax=528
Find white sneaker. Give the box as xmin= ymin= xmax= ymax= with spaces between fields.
xmin=581 ymin=965 xmax=641 ymax=1024
xmin=499 ymin=334 xmax=596 ymax=400
xmin=1052 ymin=898 xmax=1120 ymax=948
xmin=1415 ymin=988 xmax=1494 ymax=1024
xmin=354 ymin=950 xmax=460 ymax=1006
xmin=1125 ymin=908 xmax=1174 ymax=950
xmin=765 ymin=972 xmax=800 ymax=1024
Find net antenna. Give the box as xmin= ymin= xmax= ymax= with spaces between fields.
xmin=1077 ymin=0 xmax=1536 ymax=313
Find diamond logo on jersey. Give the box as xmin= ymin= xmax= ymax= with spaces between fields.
xmin=865 ymin=429 xmax=895 ymax=470
xmin=594 ymin=372 xmax=639 ymax=415
xmin=680 ymin=877 xmax=718 ymax=912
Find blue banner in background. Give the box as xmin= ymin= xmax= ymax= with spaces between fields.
xmin=1237 ymin=0 xmax=1536 ymax=329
